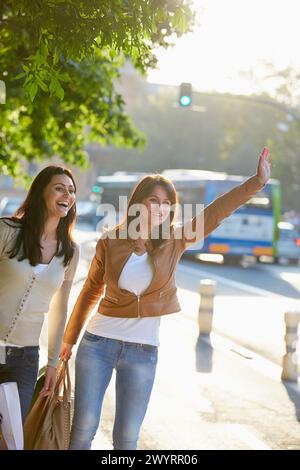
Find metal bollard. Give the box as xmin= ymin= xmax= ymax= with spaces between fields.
xmin=198 ymin=279 xmax=216 ymax=335
xmin=281 ymin=311 xmax=300 ymax=382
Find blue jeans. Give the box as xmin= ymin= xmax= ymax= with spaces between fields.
xmin=69 ymin=331 xmax=158 ymax=450
xmin=0 ymin=346 xmax=39 ymax=424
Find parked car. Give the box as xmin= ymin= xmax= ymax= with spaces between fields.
xmin=0 ymin=197 xmax=22 ymax=217
xmin=275 ymin=221 xmax=300 ymax=264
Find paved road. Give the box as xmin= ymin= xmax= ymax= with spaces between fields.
xmin=176 ymin=258 xmax=300 ymax=365
xmin=179 ymin=256 xmax=300 ymax=299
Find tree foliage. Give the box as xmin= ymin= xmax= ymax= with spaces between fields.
xmin=0 ymin=0 xmax=194 ymax=178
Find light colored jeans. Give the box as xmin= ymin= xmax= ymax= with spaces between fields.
xmin=69 ymin=331 xmax=158 ymax=450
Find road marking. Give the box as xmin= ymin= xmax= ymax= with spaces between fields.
xmin=198 ymin=330 xmax=300 ymax=397
xmin=203 ymin=331 xmax=282 ymax=381
xmin=230 ymin=348 xmax=253 ymax=360
xmin=178 ymin=262 xmax=297 ymax=305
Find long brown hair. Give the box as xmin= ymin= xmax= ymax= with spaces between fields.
xmin=2 ymin=166 xmax=77 ymax=266
xmin=118 ymin=174 xmax=178 ymax=248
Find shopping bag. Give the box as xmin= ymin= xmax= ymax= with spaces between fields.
xmin=24 ymin=361 xmax=73 ymax=450
xmin=0 ymin=382 xmax=24 ymax=450
xmin=0 ymin=414 xmax=8 ymax=450
xmin=28 ymin=365 xmax=46 ymax=412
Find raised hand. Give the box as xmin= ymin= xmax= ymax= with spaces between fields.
xmin=257 ymin=147 xmax=271 ymax=186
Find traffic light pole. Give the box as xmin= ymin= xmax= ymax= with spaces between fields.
xmin=188 ymin=90 xmax=300 ymax=123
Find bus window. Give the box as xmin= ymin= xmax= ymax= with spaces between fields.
xmin=99 ymin=186 xmax=133 ymax=208
xmin=176 ymin=187 xmax=205 ymax=205
xmin=245 ymin=190 xmax=272 ymax=209
xmin=175 ymin=186 xmax=205 ymax=220
xmin=213 ymin=182 xmax=272 ymax=210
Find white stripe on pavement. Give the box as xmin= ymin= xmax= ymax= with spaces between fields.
xmin=201 ymin=331 xmax=282 ymax=382
xmin=178 ymin=263 xmax=297 ymax=305
xmin=198 ymin=325 xmax=300 ymax=397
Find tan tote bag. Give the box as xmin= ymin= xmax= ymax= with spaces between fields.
xmin=24 ymin=361 xmax=73 ymax=450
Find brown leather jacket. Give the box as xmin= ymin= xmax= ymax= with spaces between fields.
xmin=64 ymin=175 xmax=264 ymax=344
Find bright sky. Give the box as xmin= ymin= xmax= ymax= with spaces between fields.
xmin=147 ymin=0 xmax=300 ymax=95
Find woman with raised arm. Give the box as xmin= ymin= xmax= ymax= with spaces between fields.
xmin=0 ymin=166 xmax=79 ymax=423
xmin=61 ymin=148 xmax=270 ymax=450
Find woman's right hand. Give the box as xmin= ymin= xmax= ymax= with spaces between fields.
xmin=60 ymin=342 xmax=73 ymax=362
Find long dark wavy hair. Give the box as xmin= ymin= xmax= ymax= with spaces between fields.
xmin=117 ymin=174 xmax=178 ymax=248
xmin=2 ymin=166 xmax=77 ymax=266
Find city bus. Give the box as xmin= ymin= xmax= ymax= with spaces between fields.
xmin=90 ymin=173 xmax=147 ymax=228
xmin=91 ymin=170 xmax=281 ymax=263
xmin=162 ymin=169 xmax=281 ymax=263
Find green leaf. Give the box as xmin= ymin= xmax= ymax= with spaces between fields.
xmin=27 ymin=82 xmax=38 ymax=102
xmin=56 ymin=72 xmax=70 ymax=82
xmin=151 ymin=18 xmax=157 ymax=34
xmin=171 ymin=8 xmax=188 ymax=33
xmin=55 ymin=81 xmax=65 ymax=100
xmin=14 ymin=72 xmax=26 ymax=80
xmin=36 ymin=76 xmax=48 ymax=92
xmin=157 ymin=8 xmax=165 ymax=22
xmin=49 ymin=78 xmax=58 ymax=95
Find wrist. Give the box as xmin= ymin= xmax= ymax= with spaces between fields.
xmin=255 ymin=174 xmax=266 ymax=188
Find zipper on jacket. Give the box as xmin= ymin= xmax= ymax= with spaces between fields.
xmin=137 ymin=295 xmax=141 ymax=318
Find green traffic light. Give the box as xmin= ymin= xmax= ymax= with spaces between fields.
xmin=180 ymin=95 xmax=192 ymax=107
xmin=92 ymin=185 xmax=101 ymax=193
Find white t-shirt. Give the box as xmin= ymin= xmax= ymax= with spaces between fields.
xmin=87 ymin=252 xmax=161 ymax=346
xmin=32 ymin=263 xmax=48 ymax=275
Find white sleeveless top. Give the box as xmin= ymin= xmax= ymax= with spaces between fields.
xmin=87 ymin=252 xmax=161 ymax=346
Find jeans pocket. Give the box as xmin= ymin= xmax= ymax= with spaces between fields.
xmin=140 ymin=344 xmax=158 ymax=364
xmin=140 ymin=344 xmax=157 ymax=353
xmin=23 ymin=348 xmax=39 ymax=367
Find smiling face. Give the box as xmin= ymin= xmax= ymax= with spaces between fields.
xmin=43 ymin=174 xmax=76 ymax=219
xmin=142 ymin=184 xmax=172 ymax=230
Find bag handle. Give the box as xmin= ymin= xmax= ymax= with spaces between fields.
xmin=54 ymin=361 xmax=71 ymax=404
